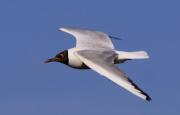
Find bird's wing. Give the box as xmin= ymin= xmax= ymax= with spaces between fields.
xmin=60 ymin=27 xmax=114 ymax=49
xmin=74 ymin=50 xmax=151 ymax=101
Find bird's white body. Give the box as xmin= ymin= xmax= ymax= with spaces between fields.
xmin=55 ymin=27 xmax=151 ymax=101
xmin=68 ymin=48 xmax=83 ymax=68
xmin=67 ymin=48 xmax=149 ymax=69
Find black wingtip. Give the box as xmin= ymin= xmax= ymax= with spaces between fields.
xmin=126 ymin=78 xmax=152 ymax=102
xmin=146 ymin=95 xmax=152 ymax=102
xmin=109 ymin=35 xmax=122 ymax=40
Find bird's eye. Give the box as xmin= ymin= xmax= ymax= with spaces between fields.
xmin=56 ymin=54 xmax=61 ymax=58
xmin=56 ymin=54 xmax=64 ymax=58
xmin=60 ymin=54 xmax=64 ymax=57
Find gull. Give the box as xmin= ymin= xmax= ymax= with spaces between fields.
xmin=45 ymin=27 xmax=151 ymax=101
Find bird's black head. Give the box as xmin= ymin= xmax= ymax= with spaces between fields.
xmin=44 ymin=50 xmax=68 ymax=64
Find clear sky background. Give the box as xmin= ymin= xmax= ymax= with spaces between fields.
xmin=0 ymin=0 xmax=180 ymax=115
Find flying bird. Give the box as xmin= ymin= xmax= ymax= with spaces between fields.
xmin=45 ymin=27 xmax=151 ymax=101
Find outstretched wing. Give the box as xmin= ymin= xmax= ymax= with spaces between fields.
xmin=75 ymin=50 xmax=151 ymax=101
xmin=60 ymin=27 xmax=114 ymax=49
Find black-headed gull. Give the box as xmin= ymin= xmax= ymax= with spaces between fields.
xmin=45 ymin=27 xmax=151 ymax=101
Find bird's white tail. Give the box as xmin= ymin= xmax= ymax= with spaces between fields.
xmin=116 ymin=51 xmax=150 ymax=60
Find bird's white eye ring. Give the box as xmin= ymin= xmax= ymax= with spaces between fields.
xmin=60 ymin=54 xmax=64 ymax=57
xmin=56 ymin=54 xmax=62 ymax=58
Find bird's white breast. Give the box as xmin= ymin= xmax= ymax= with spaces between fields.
xmin=68 ymin=48 xmax=83 ymax=68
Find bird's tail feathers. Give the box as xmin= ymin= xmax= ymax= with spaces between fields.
xmin=116 ymin=51 xmax=150 ymax=60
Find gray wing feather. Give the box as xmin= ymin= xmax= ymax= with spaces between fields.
xmin=60 ymin=27 xmax=114 ymax=49
xmin=75 ymin=50 xmax=151 ymax=101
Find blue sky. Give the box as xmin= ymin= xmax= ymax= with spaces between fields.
xmin=0 ymin=0 xmax=180 ymax=114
